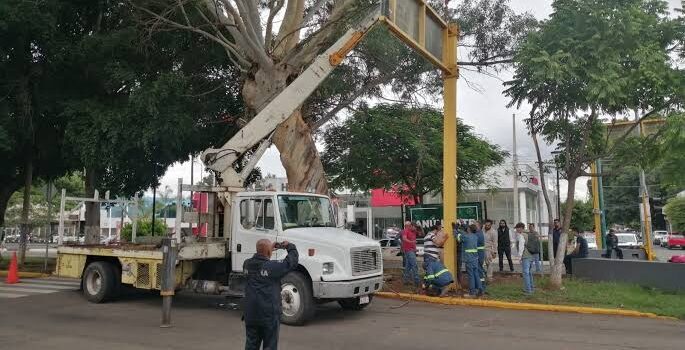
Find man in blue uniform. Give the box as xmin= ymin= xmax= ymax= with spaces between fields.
xmin=243 ymin=239 xmax=298 ymax=350
xmin=475 ymin=221 xmax=487 ymax=289
xmin=458 ymin=224 xmax=483 ymax=297
xmin=423 ymin=258 xmax=453 ymax=296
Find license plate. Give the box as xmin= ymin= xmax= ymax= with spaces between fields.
xmin=359 ymin=295 xmax=370 ymax=304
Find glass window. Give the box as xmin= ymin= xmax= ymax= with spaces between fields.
xmin=240 ymin=199 xmax=254 ymax=229
xmin=256 ymin=199 xmax=275 ymax=230
xmin=277 ymin=195 xmax=335 ymax=230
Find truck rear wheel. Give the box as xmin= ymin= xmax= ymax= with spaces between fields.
xmin=82 ymin=261 xmax=118 ymax=303
xmin=338 ymin=294 xmax=373 ymax=311
xmin=280 ymin=271 xmax=315 ymax=326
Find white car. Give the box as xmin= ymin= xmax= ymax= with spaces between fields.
xmin=616 ymin=232 xmax=640 ymax=249
xmin=582 ymin=234 xmax=598 ymax=249
xmin=653 ymin=231 xmax=668 ymax=245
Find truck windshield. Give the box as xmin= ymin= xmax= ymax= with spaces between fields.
xmin=278 ymin=195 xmax=336 ymax=230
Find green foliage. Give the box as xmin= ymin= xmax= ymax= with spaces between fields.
xmin=664 ymin=197 xmax=685 ymax=232
xmin=321 ymin=104 xmax=507 ymax=201
xmin=562 ymin=200 xmax=594 ymax=233
xmin=488 ymin=276 xmax=685 ymax=319
xmin=120 ymin=218 xmax=167 ymax=242
xmin=506 ymin=0 xmax=683 ymax=118
xmin=652 ymin=114 xmax=685 ymax=188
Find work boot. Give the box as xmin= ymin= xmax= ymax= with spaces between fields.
xmin=439 ymin=285 xmax=450 ymax=297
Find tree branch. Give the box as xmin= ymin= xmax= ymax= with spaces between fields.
xmin=273 ymin=0 xmax=306 ymax=59
xmin=265 ymin=0 xmax=285 ymax=49
xmin=285 ymin=0 xmax=361 ymax=68
xmin=132 ymin=2 xmax=251 ymax=69
xmin=302 ymin=0 xmax=329 ymax=25
xmin=212 ymin=0 xmax=272 ymax=68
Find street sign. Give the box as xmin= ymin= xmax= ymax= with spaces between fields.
xmin=380 ymin=0 xmax=452 ymax=73
xmin=407 ymin=203 xmax=483 ymax=234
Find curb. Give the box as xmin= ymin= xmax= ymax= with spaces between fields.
xmin=0 ymin=271 xmax=50 ymax=278
xmin=375 ymin=292 xmax=677 ymax=321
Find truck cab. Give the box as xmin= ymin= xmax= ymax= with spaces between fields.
xmin=230 ymin=191 xmax=383 ymax=322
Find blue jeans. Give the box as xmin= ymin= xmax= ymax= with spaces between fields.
xmin=521 ymin=257 xmax=535 ymax=294
xmin=534 ymin=254 xmax=541 ymax=273
xmin=403 ymin=251 xmax=420 ymax=286
xmin=465 ymin=259 xmax=483 ymax=296
xmin=423 ymin=254 xmax=438 ymax=271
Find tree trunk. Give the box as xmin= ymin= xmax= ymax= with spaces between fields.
xmin=84 ymin=168 xmax=101 ymax=244
xmin=0 ymin=182 xmax=18 ymax=229
xmin=272 ymin=109 xmax=329 ymax=194
xmin=18 ymin=155 xmax=33 ymax=266
xmin=243 ymin=67 xmax=329 ymax=195
xmin=549 ymin=175 xmax=577 ymax=288
xmin=530 ymin=132 xmax=555 ymax=271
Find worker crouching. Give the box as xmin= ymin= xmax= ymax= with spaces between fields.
xmin=422 ymin=258 xmax=453 ymax=296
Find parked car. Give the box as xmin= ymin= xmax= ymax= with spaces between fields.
xmin=384 ymin=226 xmax=401 ymax=240
xmin=653 ymin=230 xmax=668 ymax=245
xmin=379 ymin=238 xmax=401 ymax=260
xmin=615 ymin=232 xmax=640 ymax=249
xmin=665 ymin=233 xmax=685 ymax=250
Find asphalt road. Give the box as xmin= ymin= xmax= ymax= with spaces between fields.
xmin=0 ymin=285 xmax=682 ymax=350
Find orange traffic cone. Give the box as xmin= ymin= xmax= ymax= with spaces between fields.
xmin=6 ymin=251 xmax=19 ymax=284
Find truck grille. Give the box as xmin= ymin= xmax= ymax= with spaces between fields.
xmin=351 ymin=247 xmax=381 ymax=276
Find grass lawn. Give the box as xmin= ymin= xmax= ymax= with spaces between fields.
xmin=488 ymin=275 xmax=685 ymax=319
xmin=0 ymin=256 xmax=55 ymax=273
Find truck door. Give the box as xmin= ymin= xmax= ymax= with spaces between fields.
xmin=232 ymin=197 xmax=278 ymax=271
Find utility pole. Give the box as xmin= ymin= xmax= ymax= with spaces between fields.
xmin=44 ymin=180 xmax=53 ymax=273
xmin=512 ymin=114 xmax=519 ymax=224
xmin=635 ymin=110 xmax=654 ymax=261
xmin=151 ymin=164 xmax=157 ymax=237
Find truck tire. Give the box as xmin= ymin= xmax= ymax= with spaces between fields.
xmin=338 ymin=294 xmax=373 ymax=311
xmin=280 ymin=271 xmax=315 ymax=326
xmin=82 ymin=261 xmax=118 ymax=303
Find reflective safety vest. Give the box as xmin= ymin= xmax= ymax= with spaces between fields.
xmin=458 ymin=232 xmax=480 ymax=262
xmin=423 ymin=260 xmax=453 ymax=287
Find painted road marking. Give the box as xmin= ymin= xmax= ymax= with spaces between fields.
xmin=0 ymin=277 xmax=79 ymax=299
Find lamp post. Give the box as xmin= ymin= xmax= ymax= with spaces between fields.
xmin=551 ymin=151 xmax=562 ymax=219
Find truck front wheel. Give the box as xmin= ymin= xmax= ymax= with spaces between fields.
xmin=82 ymin=261 xmax=118 ymax=303
xmin=338 ymin=294 xmax=373 ymax=311
xmin=280 ymin=271 xmax=315 ymax=326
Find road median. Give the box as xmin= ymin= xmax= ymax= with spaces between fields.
xmin=375 ymin=291 xmax=678 ymax=320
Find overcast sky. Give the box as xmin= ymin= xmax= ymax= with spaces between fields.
xmin=156 ymin=0 xmax=682 ymax=201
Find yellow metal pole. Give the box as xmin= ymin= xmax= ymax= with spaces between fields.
xmin=591 ymin=162 xmax=602 ymax=248
xmin=641 ymin=192 xmax=654 ymax=261
xmin=442 ymin=23 xmax=458 ymax=286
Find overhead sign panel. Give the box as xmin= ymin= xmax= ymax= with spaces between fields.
xmin=381 ymin=0 xmax=451 ymax=73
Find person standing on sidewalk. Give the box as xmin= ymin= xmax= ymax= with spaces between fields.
xmin=497 ymin=220 xmax=514 ymax=272
xmin=452 ymin=222 xmax=465 ymax=285
xmin=515 ymin=222 xmax=535 ymax=295
xmin=483 ymin=219 xmax=498 ymax=282
xmin=401 ymin=221 xmax=420 ymax=288
xmin=459 ymin=224 xmax=483 ymax=297
xmin=552 ymin=219 xmax=562 ymax=259
xmin=528 ymin=223 xmax=542 ymax=273
xmin=474 ymin=221 xmax=486 ymax=288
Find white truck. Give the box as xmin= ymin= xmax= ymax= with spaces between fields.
xmin=56 ymin=7 xmax=384 ymax=325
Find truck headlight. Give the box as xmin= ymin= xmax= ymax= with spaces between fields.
xmin=323 ymin=262 xmax=334 ymax=274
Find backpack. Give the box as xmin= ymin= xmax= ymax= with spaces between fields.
xmin=525 ymin=233 xmax=540 ymax=255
